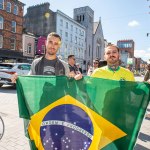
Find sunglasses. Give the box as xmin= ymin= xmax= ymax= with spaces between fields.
xmin=93 ymin=62 xmax=98 ymax=64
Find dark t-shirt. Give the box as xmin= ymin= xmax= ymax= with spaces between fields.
xmin=69 ymin=65 xmax=78 ymax=74
xmin=43 ymin=58 xmax=57 ymax=75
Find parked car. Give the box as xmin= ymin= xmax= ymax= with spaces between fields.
xmin=0 ymin=63 xmax=31 ymax=87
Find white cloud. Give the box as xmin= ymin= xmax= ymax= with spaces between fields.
xmin=128 ymin=20 xmax=139 ymax=27
xmin=134 ymin=49 xmax=150 ymax=61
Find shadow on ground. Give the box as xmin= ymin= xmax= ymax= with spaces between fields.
xmin=134 ymin=144 xmax=150 ymax=150
xmin=138 ymin=132 xmax=150 ymax=142
xmin=0 ymin=85 xmax=16 ymax=94
xmin=134 ymin=132 xmax=150 ymax=150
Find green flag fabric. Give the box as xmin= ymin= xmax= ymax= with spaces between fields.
xmin=16 ymin=76 xmax=150 ymax=150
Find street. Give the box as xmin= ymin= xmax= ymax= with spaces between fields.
xmin=0 ymin=76 xmax=149 ymax=150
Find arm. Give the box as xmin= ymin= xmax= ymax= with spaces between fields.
xmin=144 ymin=71 xmax=149 ymax=81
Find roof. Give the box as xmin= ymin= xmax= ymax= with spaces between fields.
xmin=93 ymin=22 xmax=99 ymax=34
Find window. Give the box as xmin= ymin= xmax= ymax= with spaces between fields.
xmin=70 ymin=34 xmax=72 ymax=42
xmin=0 ymin=0 xmax=4 ymax=10
xmin=65 ymin=32 xmax=68 ymax=37
xmin=60 ymin=29 xmax=62 ymax=37
xmin=6 ymin=2 xmax=11 ymax=12
xmin=10 ymin=38 xmax=16 ymax=50
xmin=60 ymin=19 xmax=63 ymax=26
xmin=27 ymin=43 xmax=31 ymax=54
xmin=75 ymin=36 xmax=77 ymax=44
xmin=0 ymin=16 xmax=3 ymax=29
xmin=75 ymin=27 xmax=78 ymax=33
xmin=71 ymin=25 xmax=73 ymax=31
xmin=66 ymin=22 xmax=68 ymax=29
xmin=89 ymin=45 xmax=91 ymax=57
xmin=41 ymin=45 xmax=45 ymax=54
xmin=65 ymin=32 xmax=68 ymax=41
xmin=13 ymin=5 xmax=18 ymax=15
xmin=0 ymin=35 xmax=3 ymax=48
xmin=12 ymin=21 xmax=16 ymax=32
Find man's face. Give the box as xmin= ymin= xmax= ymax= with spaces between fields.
xmin=69 ymin=56 xmax=76 ymax=65
xmin=45 ymin=36 xmax=61 ymax=55
xmin=104 ymin=46 xmax=120 ymax=65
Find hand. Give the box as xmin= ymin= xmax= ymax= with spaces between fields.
xmin=11 ymin=73 xmax=18 ymax=83
xmin=147 ymin=79 xmax=150 ymax=84
xmin=74 ymin=72 xmax=83 ymax=80
xmin=68 ymin=71 xmax=76 ymax=78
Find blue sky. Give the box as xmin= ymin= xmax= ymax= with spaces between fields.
xmin=20 ymin=0 xmax=150 ymax=61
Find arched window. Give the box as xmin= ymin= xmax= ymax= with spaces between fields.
xmin=0 ymin=35 xmax=3 ymax=48
xmin=0 ymin=16 xmax=3 ymax=29
xmin=6 ymin=2 xmax=11 ymax=12
xmin=12 ymin=21 xmax=16 ymax=32
xmin=13 ymin=5 xmax=18 ymax=15
xmin=0 ymin=0 xmax=4 ymax=10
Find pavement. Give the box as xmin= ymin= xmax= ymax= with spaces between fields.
xmin=0 ymin=82 xmax=150 ymax=150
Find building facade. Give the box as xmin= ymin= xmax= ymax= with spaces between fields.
xmin=56 ymin=10 xmax=86 ymax=71
xmin=22 ymin=32 xmax=36 ymax=62
xmin=74 ymin=6 xmax=94 ymax=69
xmin=0 ymin=0 xmax=25 ymax=62
xmin=117 ymin=40 xmax=134 ymax=67
xmin=93 ymin=19 xmax=105 ymax=60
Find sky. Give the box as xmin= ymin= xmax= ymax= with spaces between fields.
xmin=20 ymin=0 xmax=150 ymax=62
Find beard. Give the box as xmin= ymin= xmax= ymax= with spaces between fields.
xmin=107 ymin=56 xmax=119 ymax=65
xmin=46 ymin=48 xmax=57 ymax=55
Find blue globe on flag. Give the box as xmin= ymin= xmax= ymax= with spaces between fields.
xmin=40 ymin=104 xmax=93 ymax=150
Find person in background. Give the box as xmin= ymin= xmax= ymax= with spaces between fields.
xmin=87 ymin=58 xmax=100 ymax=76
xmin=76 ymin=63 xmax=82 ymax=73
xmin=68 ymin=55 xmax=82 ymax=77
xmin=143 ymin=63 xmax=150 ymax=118
xmin=91 ymin=44 xmax=135 ymax=81
xmin=143 ymin=63 xmax=150 ymax=82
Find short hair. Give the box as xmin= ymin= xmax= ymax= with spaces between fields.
xmin=105 ymin=44 xmax=120 ymax=52
xmin=68 ymin=55 xmax=75 ymax=60
xmin=47 ymin=32 xmax=61 ymax=41
xmin=93 ymin=58 xmax=100 ymax=63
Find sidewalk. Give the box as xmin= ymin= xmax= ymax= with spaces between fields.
xmin=0 ymin=87 xmax=150 ymax=149
xmin=134 ymin=104 xmax=150 ymax=150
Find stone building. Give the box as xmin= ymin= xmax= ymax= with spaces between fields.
xmin=24 ymin=3 xmax=56 ymax=37
xmin=93 ymin=19 xmax=105 ymax=60
xmin=74 ymin=6 xmax=94 ymax=69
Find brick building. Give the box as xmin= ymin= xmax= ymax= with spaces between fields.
xmin=0 ymin=0 xmax=25 ymax=62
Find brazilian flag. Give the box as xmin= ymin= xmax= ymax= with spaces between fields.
xmin=16 ymin=76 xmax=150 ymax=150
